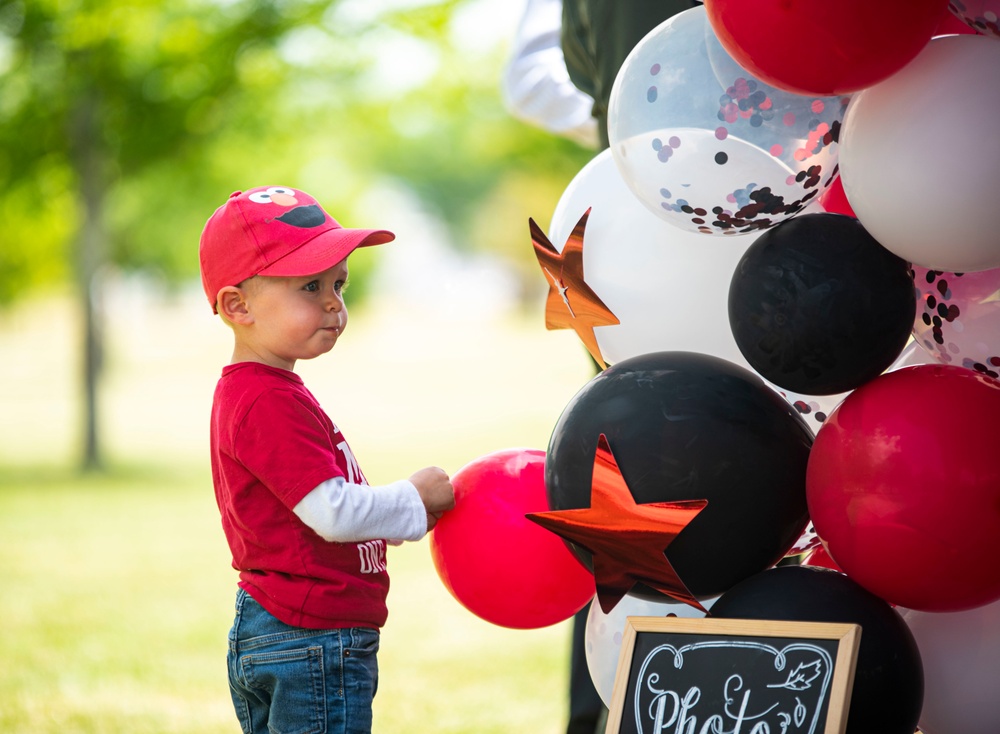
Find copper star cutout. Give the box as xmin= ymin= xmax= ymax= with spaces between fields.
xmin=528 ymin=434 xmax=708 ymax=615
xmin=530 ymin=210 xmax=619 ymax=369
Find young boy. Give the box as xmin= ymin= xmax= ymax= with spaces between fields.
xmin=199 ymin=186 xmax=455 ymax=733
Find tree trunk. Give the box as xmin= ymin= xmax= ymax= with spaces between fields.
xmin=70 ymin=90 xmax=107 ymax=473
xmin=79 ymin=209 xmax=105 ymax=473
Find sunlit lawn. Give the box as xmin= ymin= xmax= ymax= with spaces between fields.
xmin=0 ymin=282 xmax=596 ymax=733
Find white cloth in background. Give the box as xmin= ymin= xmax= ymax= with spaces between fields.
xmin=501 ymin=0 xmax=599 ymax=147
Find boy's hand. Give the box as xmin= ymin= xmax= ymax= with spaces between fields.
xmin=409 ymin=467 xmax=455 ymax=526
xmin=425 ymin=511 xmax=444 ymax=532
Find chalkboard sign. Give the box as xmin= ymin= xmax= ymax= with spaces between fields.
xmin=606 ymin=617 xmax=860 ymax=734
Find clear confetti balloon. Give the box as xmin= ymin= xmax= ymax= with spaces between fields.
xmin=768 ymin=342 xmax=930 ymax=436
xmin=763 ymin=386 xmax=849 ymax=433
xmin=911 ymin=266 xmax=1000 ymax=378
xmin=607 ymin=5 xmax=848 ymax=236
xmin=949 ymin=0 xmax=1000 ymax=37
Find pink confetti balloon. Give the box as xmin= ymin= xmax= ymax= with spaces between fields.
xmin=948 ymin=0 xmax=1000 ymax=37
xmin=911 ymin=266 xmax=1000 ymax=377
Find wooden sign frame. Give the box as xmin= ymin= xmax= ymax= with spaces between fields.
xmin=605 ymin=617 xmax=861 ymax=734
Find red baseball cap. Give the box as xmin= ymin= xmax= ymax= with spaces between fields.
xmin=199 ymin=185 xmax=395 ymax=312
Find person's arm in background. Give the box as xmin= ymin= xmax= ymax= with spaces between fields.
xmin=502 ymin=0 xmax=599 ymax=148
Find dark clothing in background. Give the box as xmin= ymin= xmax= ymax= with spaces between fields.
xmin=566 ymin=603 xmax=606 ymax=734
xmin=561 ymin=0 xmax=700 ymax=148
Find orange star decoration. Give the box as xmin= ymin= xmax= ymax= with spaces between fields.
xmin=527 ymin=434 xmax=709 ymax=615
xmin=530 ymin=210 xmax=619 ymax=369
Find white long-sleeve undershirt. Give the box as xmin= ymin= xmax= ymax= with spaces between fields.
xmin=293 ymin=477 xmax=428 ymax=544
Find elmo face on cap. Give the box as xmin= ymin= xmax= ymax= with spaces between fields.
xmin=198 ymin=185 xmax=395 ymax=312
xmin=246 ymin=187 xmax=328 ymax=228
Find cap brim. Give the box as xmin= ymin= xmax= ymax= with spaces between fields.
xmin=256 ymin=227 xmax=395 ymax=278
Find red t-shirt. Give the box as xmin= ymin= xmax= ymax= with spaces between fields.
xmin=211 ymin=362 xmax=390 ymax=629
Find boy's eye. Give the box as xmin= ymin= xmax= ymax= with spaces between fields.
xmin=303 ymin=280 xmax=320 ymax=292
xmin=335 ymin=280 xmax=349 ymax=293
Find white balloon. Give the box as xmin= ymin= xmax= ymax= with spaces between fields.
xmin=548 ymin=148 xmax=848 ymax=433
xmin=839 ymin=35 xmax=1000 ymax=272
xmin=548 ymin=148 xmax=755 ymax=369
xmin=584 ymin=593 xmax=716 ymax=708
xmin=900 ymin=599 xmax=1000 ymax=734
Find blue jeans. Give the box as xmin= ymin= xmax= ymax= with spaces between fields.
xmin=227 ymin=588 xmax=380 ymax=734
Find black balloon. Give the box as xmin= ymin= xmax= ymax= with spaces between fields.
xmin=545 ymin=351 xmax=813 ymax=599
xmin=711 ymin=566 xmax=924 ymax=734
xmin=728 ymin=212 xmax=916 ymax=395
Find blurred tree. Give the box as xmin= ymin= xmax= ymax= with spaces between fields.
xmin=0 ymin=0 xmax=337 ymax=470
xmin=316 ymin=0 xmax=594 ymax=300
xmin=0 ymin=0 xmax=592 ymax=472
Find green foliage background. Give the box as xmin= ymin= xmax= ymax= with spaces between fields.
xmin=0 ymin=0 xmax=596 ymax=469
xmin=0 ymin=0 xmax=593 ymax=305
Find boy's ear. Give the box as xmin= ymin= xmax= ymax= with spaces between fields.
xmin=216 ymin=286 xmax=254 ymax=325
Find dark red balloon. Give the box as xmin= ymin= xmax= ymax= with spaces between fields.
xmin=807 ymin=364 xmax=1000 ymax=612
xmin=705 ymin=0 xmax=949 ymax=95
xmin=429 ymin=448 xmax=594 ymax=629
xmin=818 ymin=175 xmax=856 ymax=217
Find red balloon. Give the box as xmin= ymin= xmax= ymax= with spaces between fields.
xmin=817 ymin=175 xmax=856 ymax=217
xmin=801 ymin=544 xmax=842 ymax=573
xmin=429 ymin=448 xmax=594 ymax=629
xmin=705 ymin=0 xmax=949 ymax=95
xmin=807 ymin=365 xmax=1000 ymax=612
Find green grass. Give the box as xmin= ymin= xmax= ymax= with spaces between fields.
xmin=0 ymin=466 xmax=236 ymax=732
xmin=0 ymin=291 xmax=597 ymax=733
xmin=0 ymin=466 xmax=574 ymax=733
